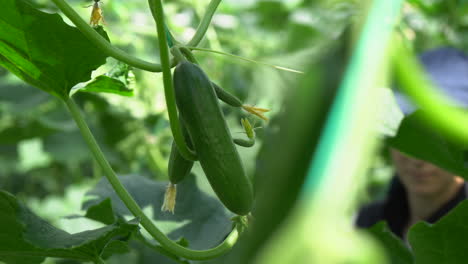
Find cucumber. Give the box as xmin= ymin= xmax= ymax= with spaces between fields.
xmin=162 ymin=120 xmax=194 ymax=213
xmin=168 ymin=122 xmax=194 ymax=184
xmin=233 ymin=118 xmax=255 ymax=148
xmin=173 ymin=61 xmax=253 ymax=215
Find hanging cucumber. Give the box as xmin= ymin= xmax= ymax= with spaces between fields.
xmin=233 ymin=118 xmax=256 ymax=148
xmin=178 ymin=46 xmax=270 ymax=121
xmin=162 ymin=121 xmax=194 ymax=213
xmin=173 ymin=61 xmax=254 ymax=216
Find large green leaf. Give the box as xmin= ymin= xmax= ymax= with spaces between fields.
xmin=83 ymin=174 xmax=233 ymax=250
xmin=74 ymin=61 xmax=135 ymax=97
xmin=0 ymin=190 xmax=138 ymax=264
xmin=408 ymin=201 xmax=468 ymax=264
xmin=368 ymin=221 xmax=414 ymax=264
xmin=0 ymin=0 xmax=108 ymax=99
xmin=388 ymin=110 xmax=468 ymax=179
xmin=77 ymin=75 xmax=134 ymax=97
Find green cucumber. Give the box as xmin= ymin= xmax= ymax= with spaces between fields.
xmin=162 ymin=120 xmax=194 ymax=213
xmin=173 ymin=61 xmax=253 ymax=215
xmin=168 ymin=122 xmax=194 ymax=184
xmin=232 ymin=138 xmax=255 ymax=148
xmin=233 ymin=118 xmax=255 ymax=148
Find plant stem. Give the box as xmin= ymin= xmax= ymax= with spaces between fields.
xmin=135 ymin=233 xmax=189 ymax=264
xmin=187 ymin=46 xmax=304 ymax=74
xmin=146 ymin=1 xmax=179 ymax=46
xmin=50 ymin=0 xmax=176 ymax=72
xmin=187 ymin=0 xmax=222 ymax=47
xmin=64 ymin=97 xmax=239 ymax=260
xmin=179 ymin=47 xmax=200 ymax=65
xmin=171 ymin=46 xmax=188 ymax=62
xmin=392 ymin=42 xmax=468 ymax=145
xmin=148 ymin=0 xmax=197 ymax=161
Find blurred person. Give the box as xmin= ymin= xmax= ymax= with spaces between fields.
xmin=357 ymin=149 xmax=466 ymax=239
xmin=356 ymin=46 xmax=468 ymax=239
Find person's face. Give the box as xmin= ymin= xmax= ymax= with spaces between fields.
xmin=390 ymin=149 xmax=459 ymax=196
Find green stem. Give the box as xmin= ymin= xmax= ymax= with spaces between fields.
xmin=392 ymin=41 xmax=468 ymax=145
xmin=135 ymin=233 xmax=189 ymax=264
xmin=186 ymin=0 xmax=222 ymax=47
xmin=64 ymin=97 xmax=239 ymax=260
xmin=171 ymin=46 xmax=188 ymax=62
xmin=146 ymin=0 xmax=179 ymax=46
xmin=179 ymin=47 xmax=200 ymax=65
xmin=148 ymin=0 xmax=197 ymax=161
xmin=187 ymin=46 xmax=304 ymax=74
xmin=50 ymin=0 xmax=176 ymax=72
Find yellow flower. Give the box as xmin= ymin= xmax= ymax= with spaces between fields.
xmin=161 ymin=183 xmax=177 ymax=214
xmin=242 ymin=105 xmax=270 ymax=121
xmin=89 ymin=1 xmax=105 ymax=27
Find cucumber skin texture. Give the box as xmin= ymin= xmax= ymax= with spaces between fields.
xmin=173 ymin=62 xmax=253 ymax=215
xmin=168 ymin=122 xmax=194 ymax=184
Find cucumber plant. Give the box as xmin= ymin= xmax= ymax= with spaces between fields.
xmin=0 ymin=0 xmax=283 ymax=261
xmin=2 ymin=0 xmax=464 ymax=263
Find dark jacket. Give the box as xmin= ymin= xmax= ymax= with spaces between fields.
xmin=356 ymin=177 xmax=468 ymax=239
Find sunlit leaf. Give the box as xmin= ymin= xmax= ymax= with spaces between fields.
xmin=0 ymin=0 xmax=108 ymax=99
xmin=76 ymin=75 xmax=134 ymax=97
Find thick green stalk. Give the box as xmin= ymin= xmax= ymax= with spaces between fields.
xmin=64 ymin=97 xmax=239 ymax=260
xmin=392 ymin=42 xmax=468 ymax=145
xmin=186 ymin=0 xmax=222 ymax=47
xmin=147 ymin=0 xmax=179 ymax=46
xmin=51 ymin=0 xmax=176 ymax=72
xmin=148 ymin=0 xmax=197 ymax=161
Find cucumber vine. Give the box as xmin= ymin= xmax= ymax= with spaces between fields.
xmin=53 ymin=0 xmax=251 ymax=260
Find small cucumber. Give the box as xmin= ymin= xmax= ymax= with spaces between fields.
xmin=173 ymin=61 xmax=253 ymax=215
xmin=233 ymin=118 xmax=255 ymax=148
xmin=168 ymin=122 xmax=194 ymax=184
xmin=162 ymin=121 xmax=194 ymax=213
xmin=212 ymin=82 xmax=243 ymax=107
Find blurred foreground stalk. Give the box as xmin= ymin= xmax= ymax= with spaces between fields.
xmin=229 ymin=0 xmax=405 ymax=263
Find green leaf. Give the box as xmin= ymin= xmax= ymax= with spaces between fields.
xmin=77 ymin=75 xmax=134 ymax=97
xmin=100 ymin=240 xmax=131 ymax=260
xmin=408 ymin=201 xmax=468 ymax=264
xmin=0 ymin=190 xmax=139 ymax=263
xmin=367 ymin=221 xmax=414 ymax=264
xmin=85 ymin=198 xmax=116 ymax=225
xmin=0 ymin=0 xmax=108 ymax=99
xmin=83 ymin=174 xmax=233 ymax=250
xmin=388 ymin=110 xmax=468 ymax=179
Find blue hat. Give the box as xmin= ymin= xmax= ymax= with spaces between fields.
xmin=395 ymin=47 xmax=468 ymax=114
